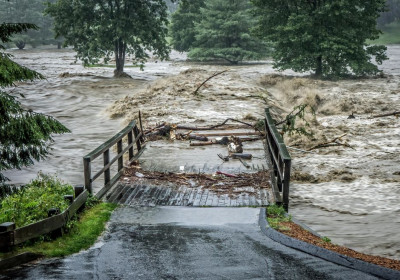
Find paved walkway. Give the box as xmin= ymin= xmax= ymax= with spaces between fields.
xmin=0 ymin=207 xmax=381 ymax=280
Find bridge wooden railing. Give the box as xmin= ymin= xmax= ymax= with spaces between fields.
xmin=83 ymin=119 xmax=145 ymax=198
xmin=264 ymin=108 xmax=291 ymax=211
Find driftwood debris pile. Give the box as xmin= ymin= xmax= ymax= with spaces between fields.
xmin=142 ymin=118 xmax=264 ymax=165
xmin=123 ymin=166 xmax=270 ymax=195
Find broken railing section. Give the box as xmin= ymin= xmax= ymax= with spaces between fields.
xmin=83 ymin=119 xmax=145 ymax=198
xmin=265 ymin=108 xmax=291 ymax=211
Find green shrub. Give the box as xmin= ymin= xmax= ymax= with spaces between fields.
xmin=267 ymin=204 xmax=292 ymax=231
xmin=0 ymin=174 xmax=74 ymax=228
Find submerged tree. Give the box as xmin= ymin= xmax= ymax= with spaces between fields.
xmin=0 ymin=23 xmax=69 ymax=194
xmin=46 ymin=0 xmax=171 ymax=77
xmin=188 ymin=0 xmax=269 ymax=64
xmin=169 ymin=0 xmax=205 ymax=52
xmin=252 ymin=0 xmax=388 ymax=78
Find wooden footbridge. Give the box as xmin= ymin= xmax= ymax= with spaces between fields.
xmin=83 ymin=109 xmax=291 ymax=210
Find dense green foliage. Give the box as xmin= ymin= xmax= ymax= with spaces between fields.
xmin=0 ymin=174 xmax=73 ymax=227
xmin=0 ymin=23 xmax=69 ymax=186
xmin=252 ymin=0 xmax=388 ymax=78
xmin=46 ymin=0 xmax=172 ymax=75
xmin=186 ymin=0 xmax=269 ymax=63
xmin=169 ymin=0 xmax=205 ymax=52
xmin=0 ymin=0 xmax=61 ymax=49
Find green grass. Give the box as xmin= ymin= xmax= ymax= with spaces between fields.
xmin=0 ymin=202 xmax=117 ymax=259
xmin=266 ymin=204 xmax=292 ymax=231
xmin=371 ymin=21 xmax=400 ymax=45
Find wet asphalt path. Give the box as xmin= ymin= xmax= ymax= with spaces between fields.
xmin=1 ymin=207 xmax=381 ymax=280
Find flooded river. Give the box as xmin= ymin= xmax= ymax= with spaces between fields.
xmin=3 ymin=46 xmax=400 ymax=260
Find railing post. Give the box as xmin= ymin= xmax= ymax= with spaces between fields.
xmin=83 ymin=157 xmax=92 ymax=194
xmin=117 ymin=139 xmax=123 ymax=171
xmin=128 ymin=130 xmax=134 ymax=160
xmin=0 ymin=222 xmax=15 ymax=252
xmin=133 ymin=126 xmax=142 ymax=151
xmin=103 ymin=149 xmax=110 ymax=186
xmin=283 ymin=159 xmax=291 ymax=211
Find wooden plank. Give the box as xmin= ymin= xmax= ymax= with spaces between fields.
xmin=119 ymin=186 xmax=135 ymax=204
xmin=148 ymin=187 xmax=162 ymax=207
xmin=192 ymin=188 xmax=203 ymax=207
xmin=106 ymin=184 xmax=125 ymax=203
xmin=182 ymin=188 xmax=193 ymax=206
xmin=67 ymin=190 xmax=88 ymax=218
xmin=124 ymin=185 xmax=141 ymax=205
xmin=175 ymin=187 xmax=187 ymax=206
xmin=218 ymin=193 xmax=226 ymax=207
xmin=141 ymin=186 xmax=158 ymax=207
xmin=186 ymin=188 xmax=198 ymax=206
xmin=223 ymin=194 xmax=231 ymax=207
xmin=199 ymin=189 xmax=209 ymax=206
xmin=237 ymin=194 xmax=244 ymax=207
xmin=111 ymin=185 xmax=131 ymax=204
xmin=205 ymin=191 xmax=215 ymax=206
xmin=230 ymin=196 xmax=237 ymax=207
xmin=249 ymin=194 xmax=257 ymax=207
xmin=159 ymin=188 xmax=172 ymax=206
xmin=0 ymin=252 xmax=42 ymax=271
xmin=243 ymin=193 xmax=249 ymax=207
xmin=211 ymin=192 xmax=220 ymax=207
xmin=154 ymin=187 xmax=169 ymax=206
xmin=129 ymin=185 xmax=146 ymax=206
xmin=134 ymin=185 xmax=150 ymax=206
xmin=168 ymin=188 xmax=181 ymax=206
xmin=96 ymin=169 xmax=125 ymax=199
xmin=14 ymin=214 xmax=65 ymax=244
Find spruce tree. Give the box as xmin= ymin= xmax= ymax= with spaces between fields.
xmin=0 ymin=23 xmax=69 ymax=194
xmin=188 ymin=0 xmax=269 ymax=64
xmin=169 ymin=0 xmax=205 ymax=52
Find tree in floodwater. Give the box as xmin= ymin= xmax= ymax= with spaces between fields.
xmin=169 ymin=0 xmax=205 ymax=52
xmin=252 ymin=0 xmax=388 ymax=78
xmin=0 ymin=0 xmax=61 ymax=49
xmin=188 ymin=0 xmax=269 ymax=64
xmin=46 ymin=0 xmax=171 ymax=77
xmin=0 ymin=23 xmax=69 ymax=196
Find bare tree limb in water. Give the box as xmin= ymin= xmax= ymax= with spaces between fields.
xmin=193 ymin=70 xmax=228 ymax=95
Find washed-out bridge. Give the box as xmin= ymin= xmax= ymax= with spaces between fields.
xmin=83 ymin=108 xmax=291 ymax=210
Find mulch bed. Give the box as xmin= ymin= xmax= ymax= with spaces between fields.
xmin=277 ymin=221 xmax=400 ymax=271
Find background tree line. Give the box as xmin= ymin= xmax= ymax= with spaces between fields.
xmin=0 ymin=0 xmax=62 ymax=49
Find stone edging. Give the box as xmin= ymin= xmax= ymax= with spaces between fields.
xmin=258 ymin=208 xmax=400 ymax=280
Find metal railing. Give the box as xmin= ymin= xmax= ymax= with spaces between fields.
xmin=83 ymin=120 xmax=144 ymax=198
xmin=264 ymin=108 xmax=291 ymax=211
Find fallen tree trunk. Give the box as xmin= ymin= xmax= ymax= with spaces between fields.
xmin=372 ymin=111 xmax=400 ymax=118
xmin=176 ymin=118 xmax=255 ymax=131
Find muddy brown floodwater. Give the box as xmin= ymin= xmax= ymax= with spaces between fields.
xmin=3 ymin=46 xmax=400 ymax=261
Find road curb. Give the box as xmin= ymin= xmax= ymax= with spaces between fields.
xmin=258 ymin=208 xmax=400 ymax=280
